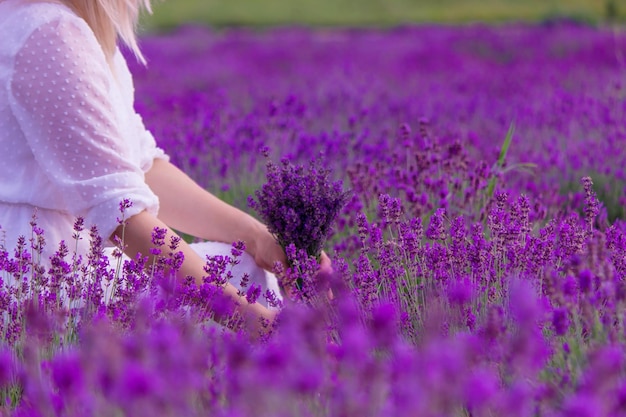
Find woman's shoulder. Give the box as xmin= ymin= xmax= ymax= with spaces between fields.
xmin=0 ymin=0 xmax=80 ymax=22
xmin=0 ymin=0 xmax=92 ymax=51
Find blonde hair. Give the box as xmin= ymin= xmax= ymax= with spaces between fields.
xmin=64 ymin=0 xmax=152 ymax=64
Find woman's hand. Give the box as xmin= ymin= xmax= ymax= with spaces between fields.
xmin=277 ymin=250 xmax=334 ymax=302
xmin=251 ymin=227 xmax=287 ymax=271
xmin=251 ymin=226 xmax=334 ymax=301
xmin=319 ymin=251 xmax=333 ymax=274
xmin=112 ymin=210 xmax=278 ymax=340
xmin=318 ymin=251 xmax=335 ymax=300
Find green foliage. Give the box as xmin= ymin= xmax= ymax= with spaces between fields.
xmin=143 ymin=0 xmax=625 ymax=30
xmin=593 ymin=174 xmax=626 ymax=222
xmin=486 ymin=122 xmax=515 ymax=201
xmin=214 ymin=182 xmax=262 ymax=209
xmin=560 ymin=172 xmax=626 ymax=223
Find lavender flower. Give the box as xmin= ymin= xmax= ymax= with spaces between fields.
xmin=249 ymin=158 xmax=350 ymax=259
xmin=582 ymin=176 xmax=600 ymax=234
xmin=1 ymin=24 xmax=626 ymax=417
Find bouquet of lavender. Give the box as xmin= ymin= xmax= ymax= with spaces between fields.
xmin=249 ymin=157 xmax=350 ymax=264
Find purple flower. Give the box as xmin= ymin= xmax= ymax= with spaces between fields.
xmin=552 ymin=307 xmax=570 ymax=336
xmin=578 ymin=269 xmax=593 ymax=293
xmin=426 ymin=208 xmax=446 ymax=241
xmin=447 ymin=278 xmax=473 ymax=307
xmin=120 ymin=363 xmax=156 ymax=399
xmin=249 ymin=158 xmax=350 ymax=259
xmin=463 ymin=368 xmax=498 ymax=411
xmin=581 ymin=176 xmax=599 ymax=233
xmin=245 ymin=283 xmax=262 ymax=304
xmin=231 ymin=240 xmax=246 ymax=258
xmin=0 ymin=350 xmax=14 ymax=387
xmin=50 ymin=353 xmax=84 ymax=395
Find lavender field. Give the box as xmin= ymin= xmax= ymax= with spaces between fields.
xmin=3 ymin=22 xmax=626 ymax=416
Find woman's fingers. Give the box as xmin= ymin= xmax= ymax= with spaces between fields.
xmin=319 ymin=251 xmax=333 ymax=273
xmin=318 ymin=251 xmax=335 ymax=300
xmin=276 ymin=250 xmax=335 ymax=302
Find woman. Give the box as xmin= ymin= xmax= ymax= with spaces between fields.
xmin=0 ymin=0 xmax=329 ymax=338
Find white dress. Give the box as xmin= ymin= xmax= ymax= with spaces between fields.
xmin=0 ymin=0 xmax=280 ymax=306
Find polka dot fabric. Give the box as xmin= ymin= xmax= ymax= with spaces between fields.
xmin=0 ymin=1 xmax=168 ymax=258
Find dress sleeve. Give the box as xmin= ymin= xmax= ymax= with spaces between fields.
xmin=131 ymin=111 xmax=170 ymax=172
xmin=8 ymin=16 xmax=160 ymax=241
xmin=112 ymin=50 xmax=169 ymax=172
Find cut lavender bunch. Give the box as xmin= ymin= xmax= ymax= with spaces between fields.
xmin=249 ymin=157 xmax=350 ymax=263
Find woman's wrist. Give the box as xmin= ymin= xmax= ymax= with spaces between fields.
xmin=239 ymin=300 xmax=277 ymax=340
xmin=244 ymin=219 xmax=266 ymax=258
xmin=245 ymin=220 xmax=287 ymax=272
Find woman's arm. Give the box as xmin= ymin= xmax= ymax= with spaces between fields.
xmin=144 ymin=159 xmax=286 ymax=271
xmin=111 ymin=210 xmax=275 ymax=339
xmin=144 ymin=158 xmax=334 ymax=299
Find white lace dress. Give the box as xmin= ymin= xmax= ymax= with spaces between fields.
xmin=0 ymin=0 xmax=280 ymax=306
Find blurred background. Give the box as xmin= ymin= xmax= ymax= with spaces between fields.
xmin=143 ymin=0 xmax=626 ymax=30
